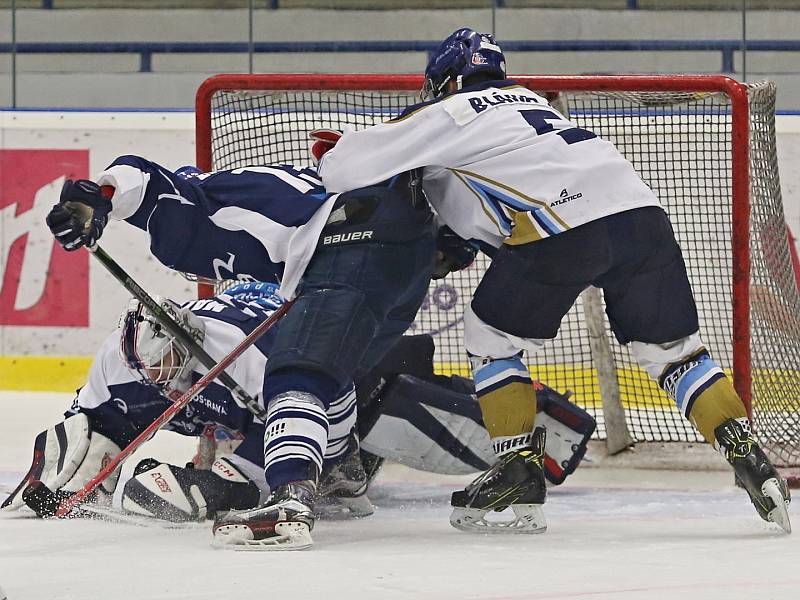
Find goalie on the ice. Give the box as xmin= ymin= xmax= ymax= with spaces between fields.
xmin=2 ymin=283 xmax=595 ymax=523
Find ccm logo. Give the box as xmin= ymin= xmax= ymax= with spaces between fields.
xmin=212 ymin=460 xmax=236 ymax=479
xmin=322 ymin=230 xmax=373 ymax=245
xmin=150 ymin=471 xmax=172 ymax=493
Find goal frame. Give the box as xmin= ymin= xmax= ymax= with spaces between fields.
xmin=194 ymin=73 xmax=753 ymax=419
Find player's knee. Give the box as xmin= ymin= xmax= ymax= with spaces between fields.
xmin=464 ymin=305 xmax=545 ymax=358
xmin=265 ymin=286 xmax=379 ymax=393
xmin=631 ymin=334 xmax=747 ymax=441
xmin=263 ymin=367 xmax=341 ymax=409
xmin=629 ymin=332 xmax=706 ymax=381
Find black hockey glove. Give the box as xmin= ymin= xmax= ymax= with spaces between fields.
xmin=46 ymin=179 xmax=111 ymax=251
xmin=432 ymin=226 xmax=478 ymax=279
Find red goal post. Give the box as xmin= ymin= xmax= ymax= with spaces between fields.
xmin=194 ymin=73 xmax=800 ymax=475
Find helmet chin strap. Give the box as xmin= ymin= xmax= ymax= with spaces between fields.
xmin=456 ymin=74 xmax=464 ymax=91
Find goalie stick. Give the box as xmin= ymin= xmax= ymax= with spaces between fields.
xmin=24 ymin=296 xmax=293 ymax=519
xmin=87 ymin=244 xmax=270 ymax=421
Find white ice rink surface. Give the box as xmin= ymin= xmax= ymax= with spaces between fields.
xmin=1 ymin=392 xmax=798 ymax=600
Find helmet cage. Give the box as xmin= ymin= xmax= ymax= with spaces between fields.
xmin=119 ymin=298 xmax=202 ymax=387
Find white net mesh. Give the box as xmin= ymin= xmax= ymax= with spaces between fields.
xmin=197 ymin=76 xmax=800 ymax=468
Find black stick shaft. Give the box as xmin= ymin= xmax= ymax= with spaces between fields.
xmin=88 ymin=244 xmax=271 ymax=420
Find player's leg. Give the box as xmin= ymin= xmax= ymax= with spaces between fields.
xmin=451 ymin=233 xmax=607 ymax=533
xmin=601 ymin=206 xmax=791 ymax=531
xmin=212 ymin=181 xmax=436 ymax=549
xmin=316 ymin=385 xmax=376 ymax=519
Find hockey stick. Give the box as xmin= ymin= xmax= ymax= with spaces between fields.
xmin=87 ymin=244 xmax=269 ymax=421
xmin=44 ymin=298 xmax=293 ymax=518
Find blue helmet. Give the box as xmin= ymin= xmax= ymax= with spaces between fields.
xmin=422 ymin=28 xmax=506 ymax=101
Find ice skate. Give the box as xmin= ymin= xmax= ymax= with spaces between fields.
xmin=450 ymin=427 xmax=547 ymax=534
xmin=715 ymin=418 xmax=792 ymax=533
xmin=212 ymin=480 xmax=316 ymax=550
xmin=317 ymin=437 xmax=374 ymax=519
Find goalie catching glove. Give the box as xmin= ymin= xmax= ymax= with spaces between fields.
xmin=1 ymin=413 xmax=122 ymax=516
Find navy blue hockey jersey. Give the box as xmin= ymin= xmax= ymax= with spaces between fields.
xmin=96 ymin=156 xmax=337 ymax=298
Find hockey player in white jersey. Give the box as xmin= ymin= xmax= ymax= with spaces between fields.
xmin=317 ymin=28 xmax=791 ymax=534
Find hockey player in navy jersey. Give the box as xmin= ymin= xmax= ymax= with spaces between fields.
xmin=45 ymin=155 xmax=445 ymax=549
xmin=317 ymin=28 xmax=791 ymax=534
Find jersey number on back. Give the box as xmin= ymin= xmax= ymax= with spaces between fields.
xmin=519 ymin=109 xmax=597 ymax=145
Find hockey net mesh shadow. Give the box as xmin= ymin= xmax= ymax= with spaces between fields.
xmin=200 ymin=78 xmax=800 ymax=467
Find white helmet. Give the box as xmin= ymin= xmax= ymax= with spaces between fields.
xmin=119 ymin=297 xmax=205 ymax=387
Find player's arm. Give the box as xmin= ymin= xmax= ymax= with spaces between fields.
xmin=318 ymin=102 xmax=469 ymax=193
xmin=45 ymin=156 xmax=284 ymax=283
xmin=46 ymin=154 xmax=210 ymax=258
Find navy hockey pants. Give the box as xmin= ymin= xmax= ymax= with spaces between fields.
xmin=471 ymin=206 xmax=699 ymax=345
xmin=263 ymin=181 xmax=437 ymax=404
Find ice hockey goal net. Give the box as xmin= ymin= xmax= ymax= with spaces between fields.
xmin=195 ymin=74 xmax=800 ymax=473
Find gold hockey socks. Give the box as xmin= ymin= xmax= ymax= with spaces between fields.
xmin=688 ymin=378 xmax=747 ymax=443
xmin=658 ymin=350 xmax=746 ymax=443
xmin=471 ymin=355 xmax=537 ymax=456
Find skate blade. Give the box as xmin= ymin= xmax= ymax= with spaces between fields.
xmin=212 ymin=521 xmax=313 ymax=551
xmin=762 ymin=478 xmax=792 ymax=534
xmin=449 ymin=504 xmax=547 ymax=534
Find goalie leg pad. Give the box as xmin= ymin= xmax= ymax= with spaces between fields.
xmin=2 ymin=414 xmax=122 ymax=511
xmin=121 ymin=457 xmax=260 ymax=522
xmin=535 ymin=384 xmax=596 ymax=485
xmin=359 ymin=374 xmax=596 ymax=485
xmin=359 ymin=374 xmax=495 ymax=475
xmin=60 ymin=428 xmax=122 ymax=496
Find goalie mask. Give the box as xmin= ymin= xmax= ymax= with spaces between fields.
xmin=119 ymin=297 xmax=205 ymax=387
xmin=421 ymin=28 xmax=506 ymax=101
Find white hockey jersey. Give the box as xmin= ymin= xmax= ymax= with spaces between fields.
xmin=73 ymin=293 xmax=273 ymax=441
xmin=319 ymin=80 xmax=662 ymax=248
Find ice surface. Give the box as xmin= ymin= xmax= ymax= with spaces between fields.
xmin=2 ymin=392 xmax=798 ymax=600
